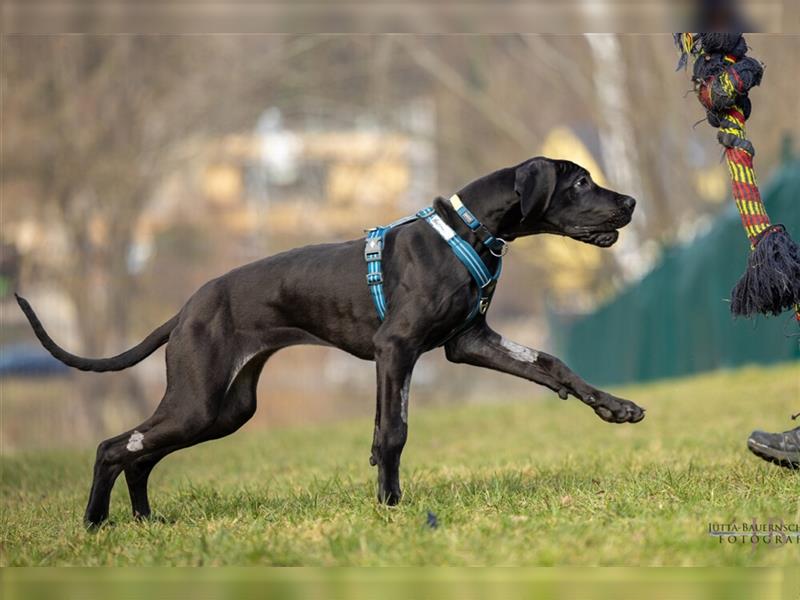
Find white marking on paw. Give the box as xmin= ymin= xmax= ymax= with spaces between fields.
xmin=500 ymin=337 xmax=538 ymax=363
xmin=126 ymin=431 xmax=144 ymax=452
xmin=400 ymin=374 xmax=412 ymax=424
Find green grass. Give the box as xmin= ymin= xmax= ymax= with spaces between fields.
xmin=1 ymin=363 xmax=798 ymax=566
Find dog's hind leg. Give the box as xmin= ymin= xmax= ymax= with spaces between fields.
xmin=87 ymin=405 xmax=232 ymax=526
xmin=84 ymin=429 xmax=142 ymax=527
xmin=84 ymin=410 xmax=220 ymax=527
xmin=370 ymin=337 xmax=419 ymax=506
xmin=84 ymin=332 xmax=230 ymax=527
xmin=121 ymin=351 xmax=271 ymax=521
xmin=123 ymin=452 xmax=164 ymax=519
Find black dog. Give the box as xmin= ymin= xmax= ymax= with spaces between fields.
xmin=17 ymin=156 xmax=644 ymax=526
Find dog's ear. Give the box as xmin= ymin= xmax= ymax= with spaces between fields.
xmin=515 ymin=158 xmax=557 ymax=221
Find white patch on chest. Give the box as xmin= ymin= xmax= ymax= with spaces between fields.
xmin=400 ymin=374 xmax=412 ymax=424
xmin=126 ymin=431 xmax=144 ymax=452
xmin=499 ymin=337 xmax=538 ymax=363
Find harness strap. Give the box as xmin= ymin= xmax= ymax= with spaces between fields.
xmin=416 ymin=207 xmax=494 ymax=287
xmin=365 ymin=228 xmax=388 ymax=321
xmin=363 ymin=200 xmax=503 ymax=327
xmin=364 ymin=215 xmax=421 ymax=321
xmin=417 ymin=206 xmax=502 ymax=326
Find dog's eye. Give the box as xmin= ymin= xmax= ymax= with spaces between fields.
xmin=574 ymin=177 xmax=589 ymax=189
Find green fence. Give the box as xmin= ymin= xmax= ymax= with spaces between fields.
xmin=556 ymin=159 xmax=800 ymax=386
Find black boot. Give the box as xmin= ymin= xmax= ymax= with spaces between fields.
xmin=747 ymin=420 xmax=800 ymax=470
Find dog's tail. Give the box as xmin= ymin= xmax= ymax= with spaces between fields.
xmin=15 ymin=293 xmax=178 ymax=372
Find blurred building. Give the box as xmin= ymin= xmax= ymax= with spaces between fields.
xmin=125 ymin=103 xmax=436 ymax=274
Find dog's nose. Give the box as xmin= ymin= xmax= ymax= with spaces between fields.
xmin=620 ymin=196 xmax=636 ymax=212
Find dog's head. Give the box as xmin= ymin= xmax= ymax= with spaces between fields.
xmin=512 ymin=157 xmax=635 ymax=247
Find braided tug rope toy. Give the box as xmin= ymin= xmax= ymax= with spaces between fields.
xmin=675 ymin=33 xmax=800 ymax=323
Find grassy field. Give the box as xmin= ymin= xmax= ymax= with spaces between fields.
xmin=1 ymin=362 xmax=798 ymax=567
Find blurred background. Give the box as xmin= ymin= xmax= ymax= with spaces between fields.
xmin=1 ymin=34 xmax=798 ymax=452
xmin=2 ymin=0 xmax=795 ymax=33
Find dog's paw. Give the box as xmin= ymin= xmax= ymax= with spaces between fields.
xmin=377 ymin=476 xmax=402 ymax=506
xmin=585 ymin=392 xmax=645 ymax=424
xmin=83 ymin=517 xmax=113 ymax=531
xmin=377 ymin=488 xmax=402 ymax=506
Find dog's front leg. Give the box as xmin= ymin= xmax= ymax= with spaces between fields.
xmin=370 ymin=338 xmax=418 ymax=505
xmin=445 ymin=322 xmax=644 ymax=424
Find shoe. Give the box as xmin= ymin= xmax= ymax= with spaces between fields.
xmin=747 ymin=424 xmax=800 ymax=470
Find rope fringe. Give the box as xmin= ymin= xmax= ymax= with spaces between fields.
xmin=675 ymin=33 xmax=800 ymax=322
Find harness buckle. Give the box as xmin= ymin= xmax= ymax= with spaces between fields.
xmin=479 ymin=297 xmax=491 ymax=314
xmin=364 ymin=238 xmax=383 ymax=261
xmin=366 ymin=272 xmax=384 ymax=286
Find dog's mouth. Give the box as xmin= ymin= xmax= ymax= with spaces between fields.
xmin=562 ymin=212 xmax=631 ymax=248
xmin=536 ymin=210 xmax=632 ymax=248
xmin=569 ymin=230 xmax=620 ymax=247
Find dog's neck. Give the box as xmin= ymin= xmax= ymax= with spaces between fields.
xmin=444 ymin=167 xmax=522 ymax=239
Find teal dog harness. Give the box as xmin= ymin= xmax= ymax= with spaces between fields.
xmin=364 ymin=195 xmax=505 ymax=327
